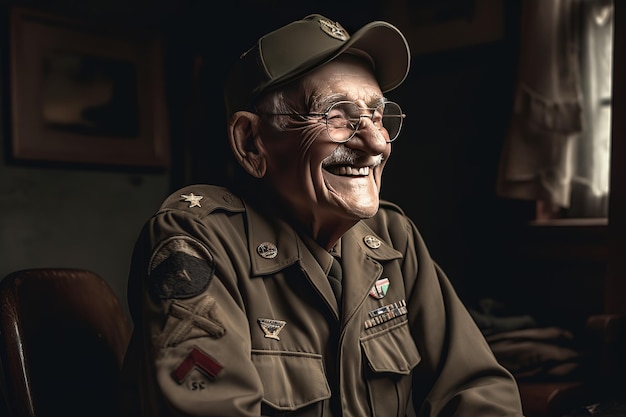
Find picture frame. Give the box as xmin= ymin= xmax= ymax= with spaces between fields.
xmin=382 ymin=0 xmax=504 ymax=55
xmin=8 ymin=7 xmax=170 ymax=169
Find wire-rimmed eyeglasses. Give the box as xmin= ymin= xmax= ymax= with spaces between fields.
xmin=263 ymin=100 xmax=406 ymax=143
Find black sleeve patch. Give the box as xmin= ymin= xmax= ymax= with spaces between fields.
xmin=149 ymin=236 xmax=215 ymax=300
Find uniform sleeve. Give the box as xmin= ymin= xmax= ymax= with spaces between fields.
xmin=123 ymin=209 xmax=265 ymax=417
xmin=404 ymin=221 xmax=525 ymax=417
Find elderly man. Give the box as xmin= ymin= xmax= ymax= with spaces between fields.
xmin=121 ymin=14 xmax=525 ymax=417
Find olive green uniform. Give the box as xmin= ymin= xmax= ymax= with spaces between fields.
xmin=121 ymin=184 xmax=524 ymax=417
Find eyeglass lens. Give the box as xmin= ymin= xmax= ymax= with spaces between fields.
xmin=325 ymin=101 xmax=403 ymax=143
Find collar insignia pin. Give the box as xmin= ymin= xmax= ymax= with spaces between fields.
xmin=257 ymin=242 xmax=278 ymax=259
xmin=258 ymin=318 xmax=286 ymax=340
xmin=364 ymin=235 xmax=382 ymax=249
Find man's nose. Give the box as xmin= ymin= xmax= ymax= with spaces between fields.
xmin=351 ymin=115 xmax=388 ymax=152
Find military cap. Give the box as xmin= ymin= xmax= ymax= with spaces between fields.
xmin=224 ymin=14 xmax=411 ymax=117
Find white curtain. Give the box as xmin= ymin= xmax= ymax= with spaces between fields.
xmin=569 ymin=0 xmax=613 ymax=218
xmin=496 ymin=0 xmax=613 ymax=219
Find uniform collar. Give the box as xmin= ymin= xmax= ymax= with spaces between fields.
xmin=243 ymin=200 xmax=402 ymax=277
xmin=349 ymin=221 xmax=403 ymax=262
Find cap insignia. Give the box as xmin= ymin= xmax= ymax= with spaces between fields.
xmin=318 ymin=18 xmax=349 ymax=41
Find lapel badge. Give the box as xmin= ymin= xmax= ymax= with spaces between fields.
xmin=258 ymin=318 xmax=286 ymax=340
xmin=363 ymin=235 xmax=381 ymax=249
xmin=257 ymin=242 xmax=278 ymax=259
xmin=181 ymin=193 xmax=203 ymax=208
xmin=369 ymin=277 xmax=389 ymax=299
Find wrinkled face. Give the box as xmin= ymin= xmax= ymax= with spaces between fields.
xmin=259 ymin=55 xmax=393 ymax=227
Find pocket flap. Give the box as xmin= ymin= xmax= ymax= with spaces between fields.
xmin=361 ymin=321 xmax=421 ymax=374
xmin=252 ymin=350 xmax=331 ymax=411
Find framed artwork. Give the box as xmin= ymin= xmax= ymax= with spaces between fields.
xmin=8 ymin=7 xmax=170 ymax=169
xmin=382 ymin=0 xmax=504 ymax=55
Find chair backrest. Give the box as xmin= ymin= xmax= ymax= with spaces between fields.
xmin=0 ymin=268 xmax=132 ymax=417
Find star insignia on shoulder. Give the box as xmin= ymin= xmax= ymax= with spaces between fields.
xmin=181 ymin=193 xmax=203 ymax=208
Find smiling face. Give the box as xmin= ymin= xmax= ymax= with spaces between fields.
xmin=229 ymin=54 xmax=393 ymax=249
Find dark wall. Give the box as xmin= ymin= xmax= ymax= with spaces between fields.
xmin=0 ymin=0 xmax=174 ymax=319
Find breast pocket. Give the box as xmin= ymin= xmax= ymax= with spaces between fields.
xmin=360 ymin=321 xmax=421 ymax=417
xmin=251 ymin=349 xmax=331 ymax=415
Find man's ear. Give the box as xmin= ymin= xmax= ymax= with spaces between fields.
xmin=228 ymin=111 xmax=267 ymax=178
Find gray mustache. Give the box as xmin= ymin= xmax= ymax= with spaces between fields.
xmin=323 ymin=146 xmax=383 ymax=167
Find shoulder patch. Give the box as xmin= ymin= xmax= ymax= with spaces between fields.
xmin=149 ymin=236 xmax=215 ymax=300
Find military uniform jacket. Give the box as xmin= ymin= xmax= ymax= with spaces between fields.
xmin=121 ymin=184 xmax=524 ymax=417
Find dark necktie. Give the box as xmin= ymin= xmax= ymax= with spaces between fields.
xmin=327 ymin=257 xmax=343 ymax=301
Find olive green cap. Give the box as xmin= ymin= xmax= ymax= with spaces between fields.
xmin=224 ymin=14 xmax=411 ymax=117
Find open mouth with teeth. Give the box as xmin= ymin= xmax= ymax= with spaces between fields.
xmin=324 ymin=165 xmax=371 ymax=176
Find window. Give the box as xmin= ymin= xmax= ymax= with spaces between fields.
xmin=496 ymin=0 xmax=614 ymax=222
xmin=566 ymin=0 xmax=613 ymax=219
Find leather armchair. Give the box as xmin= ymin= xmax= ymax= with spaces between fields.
xmin=0 ymin=268 xmax=132 ymax=417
